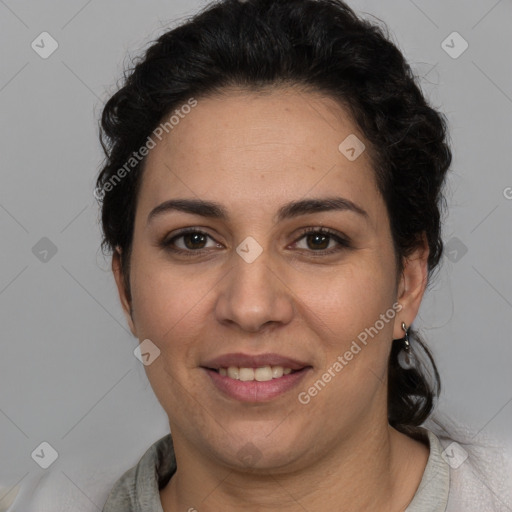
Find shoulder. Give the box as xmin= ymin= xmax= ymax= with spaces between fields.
xmin=102 ymin=465 xmax=139 ymax=512
xmin=423 ymin=417 xmax=512 ymax=512
xmin=102 ymin=433 xmax=176 ymax=512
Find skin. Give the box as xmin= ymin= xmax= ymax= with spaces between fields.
xmin=112 ymin=87 xmax=431 ymax=511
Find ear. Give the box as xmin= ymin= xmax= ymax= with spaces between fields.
xmin=393 ymin=233 xmax=429 ymax=339
xmin=112 ymin=247 xmax=137 ymax=337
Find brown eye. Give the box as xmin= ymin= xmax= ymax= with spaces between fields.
xmin=161 ymin=229 xmax=220 ymax=254
xmin=293 ymin=227 xmax=351 ymax=254
xmin=182 ymin=232 xmax=208 ymax=250
xmin=305 ymin=232 xmax=330 ymax=250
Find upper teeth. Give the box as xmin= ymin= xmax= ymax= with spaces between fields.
xmin=218 ymin=366 xmax=293 ymax=381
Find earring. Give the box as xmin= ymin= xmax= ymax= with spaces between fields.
xmin=398 ymin=321 xmax=414 ymax=369
xmin=401 ymin=322 xmax=411 ymax=352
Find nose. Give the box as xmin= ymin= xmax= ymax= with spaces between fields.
xmin=214 ymin=248 xmax=295 ymax=333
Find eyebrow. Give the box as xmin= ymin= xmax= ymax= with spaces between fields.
xmin=147 ymin=196 xmax=369 ymax=225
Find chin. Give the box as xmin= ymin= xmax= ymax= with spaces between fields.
xmin=208 ymin=421 xmax=313 ymax=471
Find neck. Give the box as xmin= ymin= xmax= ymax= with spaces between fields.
xmin=160 ymin=419 xmax=429 ymax=512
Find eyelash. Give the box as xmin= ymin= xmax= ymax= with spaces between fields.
xmin=160 ymin=227 xmax=351 ymax=257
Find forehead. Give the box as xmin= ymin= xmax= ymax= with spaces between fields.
xmin=136 ymin=87 xmax=382 ymax=222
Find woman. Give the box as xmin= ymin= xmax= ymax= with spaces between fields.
xmin=96 ymin=0 xmax=511 ymax=510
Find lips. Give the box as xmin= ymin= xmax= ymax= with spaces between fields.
xmin=201 ymin=352 xmax=311 ymax=371
xmin=203 ymin=366 xmax=311 ymax=402
xmin=200 ymin=352 xmax=312 ymax=402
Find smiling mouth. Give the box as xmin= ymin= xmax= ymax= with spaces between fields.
xmin=207 ymin=365 xmax=304 ymax=381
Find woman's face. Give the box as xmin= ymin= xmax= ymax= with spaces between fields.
xmin=113 ymin=87 xmax=427 ymax=472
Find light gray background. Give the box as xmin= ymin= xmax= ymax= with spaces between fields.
xmin=1 ymin=0 xmax=511 ymax=510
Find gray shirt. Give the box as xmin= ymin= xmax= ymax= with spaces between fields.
xmin=102 ymin=427 xmax=451 ymax=512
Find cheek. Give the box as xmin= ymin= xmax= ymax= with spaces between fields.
xmin=293 ymin=257 xmax=397 ymax=339
xmin=292 ymin=255 xmax=398 ymax=409
xmin=295 ymin=268 xmax=397 ymax=423
xmin=129 ymin=256 xmax=213 ymax=354
xmin=128 ymin=261 xmax=210 ymax=414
